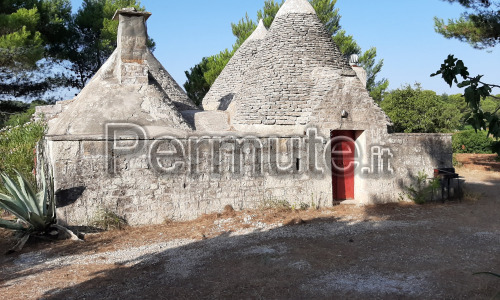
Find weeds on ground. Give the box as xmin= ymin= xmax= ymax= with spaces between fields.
xmin=261 ymin=198 xmax=291 ymax=211
xmin=463 ymin=189 xmax=482 ymax=202
xmin=261 ymin=197 xmax=316 ymax=212
xmin=90 ymin=209 xmax=127 ymax=231
xmin=402 ymin=171 xmax=441 ymax=204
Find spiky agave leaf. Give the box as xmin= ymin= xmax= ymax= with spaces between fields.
xmin=0 ymin=192 xmax=30 ymax=224
xmin=14 ymin=170 xmax=41 ymax=216
xmin=0 ymin=218 xmax=26 ymax=231
xmin=0 ymin=172 xmax=38 ymax=216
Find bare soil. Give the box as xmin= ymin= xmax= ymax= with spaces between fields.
xmin=455 ymin=153 xmax=500 ymax=172
xmin=0 ymin=156 xmax=499 ymax=299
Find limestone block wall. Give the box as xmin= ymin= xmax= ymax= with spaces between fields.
xmin=355 ymin=133 xmax=453 ymax=204
xmin=39 ymin=130 xmax=452 ymax=226
xmin=40 ymin=136 xmax=332 ymax=226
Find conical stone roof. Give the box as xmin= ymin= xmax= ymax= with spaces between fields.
xmin=230 ymin=0 xmax=356 ymax=127
xmin=202 ymin=19 xmax=268 ymax=111
xmin=47 ymin=9 xmax=196 ymax=137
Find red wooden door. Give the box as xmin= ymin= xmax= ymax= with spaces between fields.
xmin=331 ymin=130 xmax=355 ymax=200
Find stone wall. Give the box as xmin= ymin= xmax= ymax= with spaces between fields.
xmin=40 ymin=129 xmax=452 ymax=226
xmin=42 ymin=136 xmax=332 ymax=226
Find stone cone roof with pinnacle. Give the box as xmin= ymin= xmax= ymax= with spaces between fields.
xmin=230 ymin=0 xmax=357 ymax=127
xmin=47 ymin=9 xmax=197 ymax=137
xmin=202 ymin=19 xmax=268 ymax=111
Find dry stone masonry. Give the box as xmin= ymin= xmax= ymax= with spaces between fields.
xmin=38 ymin=0 xmax=452 ymax=226
xmin=202 ymin=20 xmax=268 ymax=111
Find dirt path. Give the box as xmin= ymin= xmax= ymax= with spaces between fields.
xmin=0 ymin=167 xmax=499 ymax=299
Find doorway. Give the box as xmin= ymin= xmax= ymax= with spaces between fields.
xmin=331 ymin=130 xmax=357 ymax=201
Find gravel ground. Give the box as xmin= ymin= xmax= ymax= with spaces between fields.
xmin=0 ymin=167 xmax=499 ymax=299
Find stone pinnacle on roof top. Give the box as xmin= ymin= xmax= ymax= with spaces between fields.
xmin=275 ymin=0 xmax=316 ymax=18
xmin=247 ymin=19 xmax=267 ymax=41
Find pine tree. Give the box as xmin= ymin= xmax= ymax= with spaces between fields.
xmin=0 ymin=0 xmax=71 ymax=101
xmin=434 ymin=0 xmax=500 ymax=49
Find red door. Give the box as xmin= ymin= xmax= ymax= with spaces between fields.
xmin=331 ymin=131 xmax=355 ymax=200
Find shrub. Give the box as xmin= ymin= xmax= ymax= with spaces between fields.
xmin=0 ymin=122 xmax=46 ymax=187
xmin=403 ymin=171 xmax=441 ymax=204
xmin=452 ymin=130 xmax=493 ymax=154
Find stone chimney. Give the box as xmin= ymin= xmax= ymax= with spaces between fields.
xmin=349 ymin=54 xmax=367 ymax=87
xmin=112 ymin=8 xmax=152 ymax=85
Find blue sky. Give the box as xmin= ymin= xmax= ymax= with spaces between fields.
xmin=71 ymin=0 xmax=499 ymax=95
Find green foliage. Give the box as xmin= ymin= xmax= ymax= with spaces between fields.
xmin=184 ymin=58 xmax=210 ymax=106
xmin=332 ymin=29 xmax=361 ymax=56
xmin=184 ymin=0 xmax=388 ymax=102
xmin=434 ymin=0 xmax=500 ymax=49
xmin=0 ymin=100 xmax=50 ymax=128
xmin=91 ymin=209 xmax=127 ymax=230
xmin=231 ymin=13 xmax=257 ymax=48
xmin=0 ymin=100 xmax=29 ymax=127
xmin=257 ymin=0 xmax=283 ymax=29
xmin=404 ymin=171 xmax=440 ymax=205
xmin=0 ymin=121 xmax=46 ymax=185
xmin=0 ymin=168 xmax=56 ymax=233
xmin=431 ymin=55 xmax=500 ymax=140
xmin=357 ymin=47 xmax=389 ymax=100
xmin=0 ymin=1 xmax=72 ymax=101
xmin=309 ymin=0 xmax=340 ymax=35
xmin=0 ymin=7 xmax=43 ymax=70
xmin=381 ymin=84 xmax=462 ymax=133
xmin=204 ymin=49 xmax=235 ymax=86
xmin=452 ymin=130 xmax=494 ymax=153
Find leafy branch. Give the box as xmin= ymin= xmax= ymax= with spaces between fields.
xmin=431 ymin=54 xmax=500 ymax=138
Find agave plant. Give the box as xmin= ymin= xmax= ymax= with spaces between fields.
xmin=0 ymin=168 xmax=79 ymax=252
xmin=0 ymin=168 xmax=55 ymax=230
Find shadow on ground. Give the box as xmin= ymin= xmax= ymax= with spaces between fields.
xmin=0 ymin=170 xmax=499 ymax=299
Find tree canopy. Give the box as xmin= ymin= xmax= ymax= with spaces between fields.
xmin=184 ymin=0 xmax=388 ymax=105
xmin=0 ymin=0 xmax=72 ymax=101
xmin=380 ymin=84 xmax=462 ymax=133
xmin=0 ymin=0 xmax=154 ymax=101
xmin=434 ymin=0 xmax=500 ymax=49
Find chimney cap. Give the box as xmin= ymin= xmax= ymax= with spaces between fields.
xmin=112 ymin=7 xmax=152 ymax=21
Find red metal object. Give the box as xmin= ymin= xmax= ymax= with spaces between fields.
xmin=331 ymin=130 xmax=355 ymax=200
